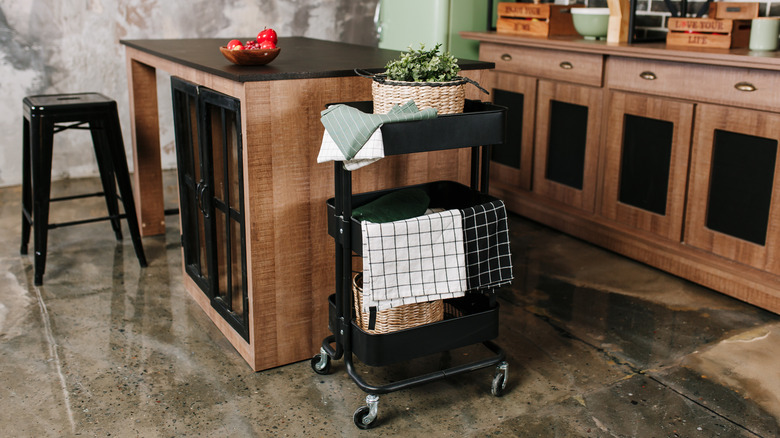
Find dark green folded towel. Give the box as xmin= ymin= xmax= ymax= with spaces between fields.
xmin=352 ymin=188 xmax=430 ymax=223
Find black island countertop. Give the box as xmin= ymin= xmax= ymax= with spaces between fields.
xmin=120 ymin=37 xmax=494 ymax=83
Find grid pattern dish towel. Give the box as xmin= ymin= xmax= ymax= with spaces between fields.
xmin=318 ymin=100 xmax=437 ymax=167
xmin=361 ymin=210 xmax=467 ymax=312
xmin=461 ymin=200 xmax=514 ymax=291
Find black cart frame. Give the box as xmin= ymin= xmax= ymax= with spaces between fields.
xmin=312 ymin=100 xmax=509 ymax=429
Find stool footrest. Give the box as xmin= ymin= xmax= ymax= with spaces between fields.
xmin=50 ymin=191 xmax=107 ymax=202
xmin=53 ymin=121 xmax=90 ymax=133
xmin=48 ymin=214 xmax=128 ymax=230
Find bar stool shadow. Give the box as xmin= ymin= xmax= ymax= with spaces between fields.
xmin=21 ymin=93 xmax=147 ymax=285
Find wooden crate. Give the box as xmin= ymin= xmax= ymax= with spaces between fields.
xmin=708 ymin=2 xmax=759 ymax=20
xmin=496 ymin=2 xmax=582 ymax=37
xmin=666 ymin=17 xmax=752 ymax=49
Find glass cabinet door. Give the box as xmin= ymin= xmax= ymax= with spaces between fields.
xmin=171 ymin=77 xmax=211 ymax=295
xmin=200 ymin=88 xmax=249 ymax=341
xmin=171 ymin=77 xmax=249 ymax=342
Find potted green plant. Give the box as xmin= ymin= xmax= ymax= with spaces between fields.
xmin=357 ymin=44 xmax=486 ymax=114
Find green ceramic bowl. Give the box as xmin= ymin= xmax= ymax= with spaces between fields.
xmin=571 ymin=8 xmax=610 ymax=40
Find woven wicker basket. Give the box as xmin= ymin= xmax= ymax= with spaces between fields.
xmin=356 ymin=69 xmax=488 ymax=115
xmin=352 ymin=273 xmax=444 ymax=334
xmin=371 ymin=79 xmax=466 ymax=115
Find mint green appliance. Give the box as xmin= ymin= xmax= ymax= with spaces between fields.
xmin=375 ymin=0 xmax=497 ymax=61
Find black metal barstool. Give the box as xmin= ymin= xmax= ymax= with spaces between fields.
xmin=21 ymin=93 xmax=147 ymax=285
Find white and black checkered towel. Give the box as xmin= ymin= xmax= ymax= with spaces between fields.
xmin=361 ymin=210 xmax=467 ymax=312
xmin=461 ymin=200 xmax=513 ymax=290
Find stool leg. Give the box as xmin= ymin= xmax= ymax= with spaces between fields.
xmin=105 ymin=109 xmax=147 ymax=267
xmin=90 ymin=119 xmax=123 ymax=240
xmin=32 ymin=118 xmax=55 ymax=285
xmin=21 ymin=117 xmax=32 ymax=255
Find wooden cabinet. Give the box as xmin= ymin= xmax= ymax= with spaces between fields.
xmin=171 ymin=77 xmax=249 ymax=341
xmin=481 ymin=44 xmax=604 ymax=210
xmin=685 ymin=104 xmax=780 ymax=274
xmin=464 ymin=32 xmax=780 ymax=314
xmin=485 ymin=71 xmax=536 ymax=190
xmin=600 ymin=91 xmax=694 ymax=241
xmin=533 ymin=80 xmax=603 ymax=213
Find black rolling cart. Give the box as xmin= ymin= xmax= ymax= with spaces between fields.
xmin=311 ymin=100 xmax=510 ymax=429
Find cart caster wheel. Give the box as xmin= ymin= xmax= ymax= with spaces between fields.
xmin=353 ymin=406 xmax=376 ymax=429
xmin=491 ymin=372 xmax=505 ymax=397
xmin=491 ymin=361 xmax=509 ymax=397
xmin=310 ymin=352 xmax=331 ymax=375
xmin=353 ymin=394 xmax=379 ymax=429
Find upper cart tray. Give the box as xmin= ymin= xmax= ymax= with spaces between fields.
xmin=331 ymin=100 xmax=506 ymax=155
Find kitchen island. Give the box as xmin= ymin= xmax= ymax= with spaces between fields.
xmin=120 ymin=37 xmax=491 ymax=370
xmin=462 ymin=31 xmax=780 ymax=315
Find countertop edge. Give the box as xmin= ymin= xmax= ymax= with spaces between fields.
xmin=121 ymin=38 xmax=495 ymax=83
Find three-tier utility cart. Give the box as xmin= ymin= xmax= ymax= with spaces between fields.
xmin=311 ymin=100 xmax=509 ymax=429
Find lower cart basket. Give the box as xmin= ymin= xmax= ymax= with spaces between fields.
xmin=352 ymin=273 xmax=444 ymax=334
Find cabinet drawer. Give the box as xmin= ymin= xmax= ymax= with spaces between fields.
xmin=606 ymin=57 xmax=780 ymax=112
xmin=481 ymin=43 xmax=604 ymax=87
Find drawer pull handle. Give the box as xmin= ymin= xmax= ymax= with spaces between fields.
xmin=735 ymin=81 xmax=757 ymax=92
xmin=559 ymin=61 xmax=573 ymax=70
xmin=639 ymin=71 xmax=657 ymax=80
xmin=500 ymin=53 xmax=512 ymax=61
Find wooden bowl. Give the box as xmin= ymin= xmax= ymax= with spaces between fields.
xmin=219 ymin=46 xmax=281 ymax=66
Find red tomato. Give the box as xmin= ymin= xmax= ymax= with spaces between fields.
xmin=227 ymin=39 xmax=242 ymax=50
xmin=259 ymin=40 xmax=276 ymax=49
xmin=257 ymin=28 xmax=278 ymax=45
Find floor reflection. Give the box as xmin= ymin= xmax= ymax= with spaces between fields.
xmin=0 ymin=172 xmax=779 ymax=436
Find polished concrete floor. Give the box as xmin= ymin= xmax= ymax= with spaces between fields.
xmin=1 ymin=172 xmax=780 ymax=437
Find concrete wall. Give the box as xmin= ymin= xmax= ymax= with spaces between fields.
xmin=0 ymin=0 xmax=379 ymax=187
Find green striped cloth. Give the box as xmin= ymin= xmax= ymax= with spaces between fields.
xmin=321 ymin=100 xmax=437 ymax=160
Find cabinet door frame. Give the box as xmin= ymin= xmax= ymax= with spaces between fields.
xmin=685 ymin=103 xmax=780 ymax=274
xmin=486 ymin=70 xmax=536 ymax=191
xmin=533 ymin=79 xmax=603 ymax=212
xmin=171 ymin=77 xmax=212 ymax=296
xmin=600 ymin=91 xmax=694 ymax=241
xmin=199 ymin=86 xmax=250 ymax=341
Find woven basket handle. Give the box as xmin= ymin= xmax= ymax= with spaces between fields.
xmin=354 ymin=68 xmax=387 ymax=83
xmin=463 ymin=76 xmax=490 ymax=95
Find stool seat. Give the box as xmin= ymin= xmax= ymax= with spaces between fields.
xmin=21 ymin=92 xmax=147 ymax=285
xmin=24 ymin=92 xmax=114 ymax=107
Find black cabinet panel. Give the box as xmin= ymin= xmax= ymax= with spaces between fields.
xmin=491 ymin=89 xmax=523 ymax=169
xmin=618 ymin=114 xmax=674 ymax=216
xmin=546 ymin=100 xmax=588 ymax=190
xmin=706 ymin=129 xmax=777 ymax=246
